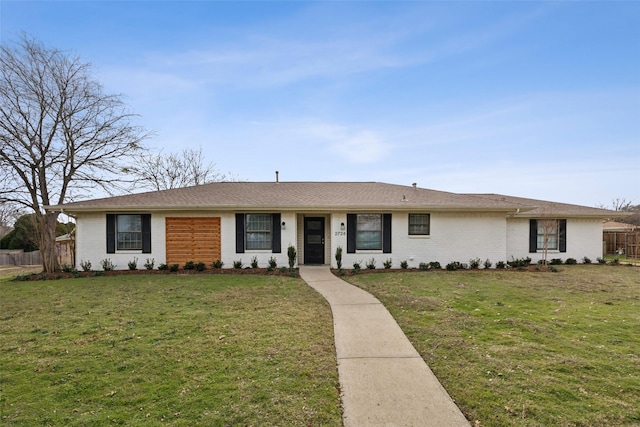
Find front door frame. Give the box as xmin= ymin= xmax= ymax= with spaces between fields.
xmin=303 ymin=217 xmax=325 ymax=265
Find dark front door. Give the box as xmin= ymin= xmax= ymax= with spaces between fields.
xmin=304 ymin=217 xmax=325 ymax=264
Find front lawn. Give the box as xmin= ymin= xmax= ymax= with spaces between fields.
xmin=344 ymin=265 xmax=640 ymax=427
xmin=0 ymin=274 xmax=342 ymax=426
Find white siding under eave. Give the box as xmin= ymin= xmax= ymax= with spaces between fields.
xmin=221 ymin=212 xmax=298 ymax=269
xmin=506 ymin=217 xmax=604 ymax=263
xmin=75 ymin=211 xmax=298 ymax=271
xmin=330 ymin=211 xmax=507 ymax=269
xmin=75 ymin=212 xmax=166 ymax=270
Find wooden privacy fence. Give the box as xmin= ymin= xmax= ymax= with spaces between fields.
xmin=0 ymin=251 xmax=42 ymax=266
xmin=604 ymin=231 xmax=639 ymax=258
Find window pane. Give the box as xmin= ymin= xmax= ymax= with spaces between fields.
xmin=537 ymin=220 xmax=558 ymax=250
xmin=117 ymin=215 xmax=142 ymax=250
xmin=307 ymin=220 xmax=322 ymax=231
xmin=246 ymin=214 xmax=271 ymax=232
xmin=356 ymin=214 xmax=382 ymax=250
xmin=409 ymin=214 xmax=430 ymax=235
xmin=246 ymin=214 xmax=271 ymax=250
xmin=118 ymin=215 xmax=141 ymax=232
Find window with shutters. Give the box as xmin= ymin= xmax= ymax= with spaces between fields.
xmin=107 ymin=214 xmax=151 ymax=254
xmin=529 ymin=219 xmax=566 ymax=253
xmin=246 ymin=214 xmax=272 ymax=250
xmin=347 ymin=213 xmax=391 ymax=253
xmin=117 ymin=214 xmax=142 ymax=250
xmin=536 ymin=219 xmax=559 ymax=251
xmin=356 ymin=214 xmax=383 ymax=250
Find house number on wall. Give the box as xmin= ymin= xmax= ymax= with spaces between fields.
xmin=334 ymin=231 xmax=346 ymax=236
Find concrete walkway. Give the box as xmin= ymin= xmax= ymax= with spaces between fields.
xmin=299 ymin=266 xmax=470 ymax=427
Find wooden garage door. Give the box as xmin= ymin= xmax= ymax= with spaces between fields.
xmin=166 ymin=217 xmax=221 ymax=266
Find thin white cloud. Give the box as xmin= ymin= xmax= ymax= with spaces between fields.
xmin=329 ymin=130 xmax=389 ymax=164
xmin=250 ymin=119 xmax=391 ymax=164
xmin=99 ymin=3 xmax=551 ymax=94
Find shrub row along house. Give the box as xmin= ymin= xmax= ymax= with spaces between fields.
xmin=47 ymin=181 xmax=620 ymax=270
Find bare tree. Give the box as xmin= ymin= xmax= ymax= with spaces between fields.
xmin=0 ymin=35 xmax=148 ymax=272
xmin=537 ymin=217 xmax=559 ymax=266
xmin=130 ymin=146 xmax=234 ymax=191
xmin=597 ymin=198 xmax=633 ymax=212
xmin=0 ymin=200 xmax=22 ymax=230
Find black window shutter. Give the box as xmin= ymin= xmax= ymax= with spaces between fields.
xmin=272 ymin=213 xmax=281 ymax=253
xmin=106 ymin=214 xmax=116 ymax=254
xmin=559 ymin=219 xmax=567 ymax=253
xmin=141 ymin=214 xmax=152 ymax=254
xmin=346 ymin=214 xmax=356 ymax=253
xmin=383 ymin=214 xmax=392 ymax=253
xmin=235 ymin=213 xmax=245 ymax=253
xmin=529 ymin=219 xmax=538 ymax=253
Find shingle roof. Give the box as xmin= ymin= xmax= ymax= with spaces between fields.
xmin=468 ymin=194 xmax=620 ymax=217
xmin=47 ymin=181 xmax=618 ymax=218
xmin=50 ymin=182 xmax=520 ymax=212
xmin=603 ymin=221 xmax=637 ymax=231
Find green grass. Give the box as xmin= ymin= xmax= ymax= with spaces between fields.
xmin=1 ymin=274 xmax=341 ymax=426
xmin=345 ymin=265 xmax=640 ymax=427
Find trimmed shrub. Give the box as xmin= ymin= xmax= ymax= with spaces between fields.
xmin=383 ymin=258 xmax=392 ymax=269
xmin=496 ymin=261 xmax=506 ymax=269
xmin=144 ymin=258 xmax=155 ymax=270
xmin=250 ymin=256 xmax=259 ymax=269
xmin=61 ymin=264 xmax=75 ymax=273
xmin=195 ymin=262 xmax=206 ymax=271
xmin=169 ymin=264 xmax=179 ymax=272
xmin=507 ymin=257 xmax=531 ymax=268
xmin=128 ymin=257 xmax=138 ymax=271
xmin=366 ymin=258 xmax=376 ymax=269
xmin=446 ymin=261 xmax=467 ymax=271
xmin=335 ymin=246 xmax=343 ymax=269
xmin=483 ymin=259 xmax=492 ymax=269
xmin=212 ymin=260 xmax=223 ymax=269
xmin=158 ymin=263 xmax=169 ymax=271
xmin=429 ymin=261 xmax=442 ymax=270
xmin=287 ymin=245 xmax=297 ymax=272
xmin=469 ymin=258 xmax=481 ymax=269
xmin=183 ymin=261 xmax=196 ymax=270
xmin=419 ymin=262 xmax=429 ymax=270
xmin=582 ymin=256 xmax=592 ymax=264
xmin=565 ymin=258 xmax=577 ymax=265
xmin=233 ymin=260 xmax=243 ymax=269
xmin=267 ymin=257 xmax=277 ymax=271
xmin=400 ymin=260 xmax=408 ymax=269
xmin=549 ymin=258 xmax=563 ymax=265
xmin=352 ymin=260 xmax=362 ymax=274
xmin=100 ymin=258 xmax=115 ymax=271
xmin=80 ymin=260 xmax=92 ymax=272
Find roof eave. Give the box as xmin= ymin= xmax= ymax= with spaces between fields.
xmin=48 ymin=204 xmax=526 ymax=214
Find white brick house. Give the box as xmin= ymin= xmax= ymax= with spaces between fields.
xmin=47 ymin=182 xmax=618 ymax=270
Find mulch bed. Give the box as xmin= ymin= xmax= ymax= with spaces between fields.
xmin=13 ymin=267 xmax=300 ymax=281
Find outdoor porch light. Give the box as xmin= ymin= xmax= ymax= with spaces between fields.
xmin=340 ymin=222 xmax=345 ymax=231
xmin=281 ymin=221 xmax=286 ymax=229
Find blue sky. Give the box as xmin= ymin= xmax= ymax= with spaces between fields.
xmin=2 ymin=1 xmax=639 ymax=207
